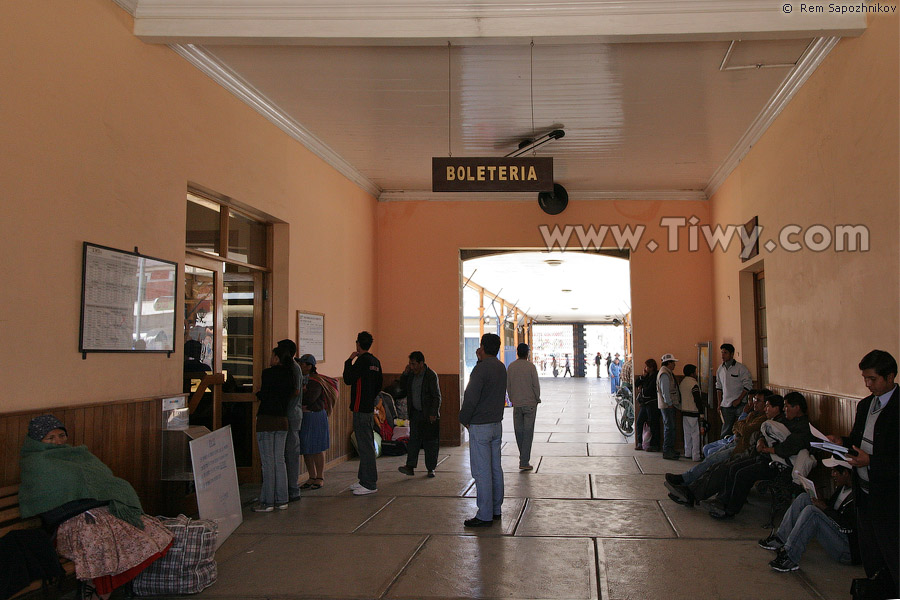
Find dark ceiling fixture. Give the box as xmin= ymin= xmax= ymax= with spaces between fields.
xmin=505 ymin=129 xmax=565 ymax=158
xmin=538 ymin=183 xmax=568 ymax=215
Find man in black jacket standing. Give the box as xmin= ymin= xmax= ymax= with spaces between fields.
xmin=829 ymin=349 xmax=899 ymax=599
xmin=397 ymin=351 xmax=442 ymax=478
xmin=343 ymin=331 xmax=383 ymax=495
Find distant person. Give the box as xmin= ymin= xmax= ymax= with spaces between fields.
xmin=297 ymin=354 xmax=332 ymax=490
xmin=715 ymin=343 xmax=753 ymax=437
xmin=460 ymin=334 xmax=506 ymax=527
xmin=183 ymin=340 xmax=210 ymax=373
xmin=277 ymin=338 xmax=303 ymax=502
xmin=343 ymin=331 xmax=383 ymax=495
xmin=657 ymin=353 xmax=680 ymax=460
xmin=609 ymin=356 xmax=622 ymax=393
xmin=606 ymin=353 xmax=612 ymax=377
xmin=551 ymin=355 xmax=558 ymax=377
xmin=562 ymin=354 xmax=572 ymax=377
xmin=507 ymin=343 xmax=541 ymax=471
xmin=634 ymin=359 xmax=660 ymax=451
xmin=594 ymin=352 xmax=602 ymax=378
xmin=678 ymin=364 xmax=704 ymax=461
xmin=253 ymin=344 xmax=296 ymax=512
xmin=397 ymin=351 xmax=442 ymax=478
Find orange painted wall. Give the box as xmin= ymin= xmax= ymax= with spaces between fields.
xmin=0 ymin=0 xmax=376 ymax=411
xmin=375 ymin=200 xmax=715 ymax=377
xmin=710 ymin=9 xmax=899 ymax=398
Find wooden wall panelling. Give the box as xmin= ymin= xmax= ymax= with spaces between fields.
xmin=381 ymin=373 xmax=461 ymax=447
xmin=769 ymin=384 xmax=860 ymax=436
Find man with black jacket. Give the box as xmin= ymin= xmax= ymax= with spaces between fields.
xmin=829 ymin=349 xmax=899 ymax=599
xmin=343 ymin=331 xmax=383 ymax=495
xmin=397 ymin=351 xmax=442 ymax=478
xmin=761 ymin=461 xmax=858 ymax=572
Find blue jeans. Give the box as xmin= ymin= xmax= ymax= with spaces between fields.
xmin=513 ymin=406 xmax=537 ymax=467
xmin=703 ymin=436 xmax=734 ymax=457
xmin=682 ymin=442 xmax=734 ymax=485
xmin=776 ymin=493 xmax=852 ymax=565
xmin=661 ymin=406 xmax=676 ymax=453
xmin=720 ymin=405 xmax=743 ymax=437
xmin=468 ymin=422 xmax=504 ymax=521
xmin=285 ymin=429 xmax=301 ymax=498
xmin=353 ymin=411 xmax=378 ymax=490
xmin=257 ymin=430 xmax=288 ymax=506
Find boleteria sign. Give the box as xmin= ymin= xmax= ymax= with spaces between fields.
xmin=432 ymin=157 xmax=553 ymax=192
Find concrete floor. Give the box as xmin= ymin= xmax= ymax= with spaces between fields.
xmin=205 ymin=378 xmax=863 ymax=599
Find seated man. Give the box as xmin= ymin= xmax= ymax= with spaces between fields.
xmin=760 ymin=459 xmax=857 ymax=572
xmin=700 ymin=390 xmax=763 ymax=457
xmin=665 ymin=391 xmax=771 ymax=504
xmin=707 ymin=392 xmax=814 ymax=519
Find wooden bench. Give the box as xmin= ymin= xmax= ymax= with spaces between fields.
xmin=0 ymin=484 xmax=75 ymax=599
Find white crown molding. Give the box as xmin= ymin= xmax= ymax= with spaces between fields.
xmin=705 ymin=36 xmax=839 ymax=198
xmin=134 ymin=1 xmax=865 ymax=44
xmin=378 ymin=189 xmax=707 ymax=202
xmin=111 ymin=0 xmax=138 ymax=16
xmin=170 ymin=44 xmax=381 ymax=198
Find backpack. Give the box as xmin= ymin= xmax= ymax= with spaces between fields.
xmin=132 ymin=515 xmax=217 ymax=596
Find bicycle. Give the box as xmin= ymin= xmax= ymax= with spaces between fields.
xmin=613 ymin=382 xmax=634 ymax=437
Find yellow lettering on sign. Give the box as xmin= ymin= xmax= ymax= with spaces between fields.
xmin=467 ymin=166 xmax=475 ymax=181
xmin=477 ymin=166 xmax=485 ymax=181
xmin=499 ymin=166 xmax=507 ymax=181
xmin=447 ymin=167 xmax=455 ymax=181
xmin=456 ymin=167 xmax=465 ymax=181
xmin=487 ymin=166 xmax=497 ymax=180
xmin=527 ymin=166 xmax=537 ymax=180
xmin=510 ymin=166 xmax=519 ymax=180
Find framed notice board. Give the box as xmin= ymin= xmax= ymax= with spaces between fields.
xmin=296 ymin=310 xmax=325 ymax=362
xmin=79 ymin=242 xmax=178 ymax=355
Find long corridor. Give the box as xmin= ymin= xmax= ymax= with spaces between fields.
xmin=206 ymin=378 xmax=861 ymax=600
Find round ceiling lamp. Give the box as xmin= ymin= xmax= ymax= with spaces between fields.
xmin=538 ymin=183 xmax=568 ymax=215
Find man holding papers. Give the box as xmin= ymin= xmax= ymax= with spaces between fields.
xmin=828 ymin=350 xmax=898 ymax=599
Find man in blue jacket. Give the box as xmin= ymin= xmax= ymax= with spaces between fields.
xmin=460 ymin=333 xmax=506 ymax=527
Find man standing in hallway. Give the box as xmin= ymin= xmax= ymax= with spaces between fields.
xmin=610 ymin=355 xmax=622 ymax=393
xmin=563 ymin=354 xmax=573 ymax=377
xmin=343 ymin=331 xmax=383 ymax=495
xmin=460 ymin=333 xmax=506 ymax=527
xmin=657 ymin=353 xmax=680 ymax=460
xmin=828 ymin=349 xmax=898 ymax=599
xmin=277 ymin=338 xmax=304 ymax=502
xmin=715 ymin=343 xmax=753 ymax=437
xmin=397 ymin=351 xmax=441 ymax=478
xmin=507 ymin=343 xmax=541 ymax=471
xmin=594 ymin=352 xmax=602 ymax=378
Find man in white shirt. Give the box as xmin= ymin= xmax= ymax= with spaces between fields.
xmin=507 ymin=343 xmax=541 ymax=471
xmin=714 ymin=343 xmax=753 ymax=437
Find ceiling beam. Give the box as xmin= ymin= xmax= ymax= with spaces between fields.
xmin=130 ymin=1 xmax=866 ymax=45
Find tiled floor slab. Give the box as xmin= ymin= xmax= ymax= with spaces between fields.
xmin=537 ymin=456 xmax=641 ymax=475
xmin=534 ymin=423 xmax=589 ymax=432
xmin=659 ymin=495 xmax=788 ymax=539
xmin=436 ymin=452 xmax=541 ymax=473
xmin=367 ymin=468 xmax=475 ymax=496
xmin=501 ymin=432 xmax=552 ymax=444
xmin=465 ymin=473 xmax=591 ymax=499
xmin=238 ymin=495 xmax=392 ymax=534
xmin=588 ymin=443 xmax=641 ymax=456
xmin=502 ymin=442 xmax=588 ymax=456
xmin=203 ymin=533 xmax=425 ymax=598
xmin=548 ymin=432 xmax=630 ymax=443
xmin=600 ymin=538 xmax=862 ymax=600
xmin=387 ymin=535 xmax=598 ymax=600
xmin=633 ymin=452 xmax=686 ymax=474
xmin=517 ymin=499 xmax=675 ymax=538
xmin=591 ymin=474 xmax=670 ymax=500
xmin=356 ymin=496 xmax=526 ymax=535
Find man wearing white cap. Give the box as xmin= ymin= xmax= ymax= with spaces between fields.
xmin=759 ymin=459 xmax=857 ymax=572
xmin=656 ymin=353 xmax=680 ymax=460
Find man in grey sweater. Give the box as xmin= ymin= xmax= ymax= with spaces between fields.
xmin=507 ymin=343 xmax=541 ymax=471
xmin=460 ymin=333 xmax=507 ymax=527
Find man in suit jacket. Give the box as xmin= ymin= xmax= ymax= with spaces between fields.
xmin=829 ymin=349 xmax=898 ymax=598
xmin=397 ymin=351 xmax=442 ymax=478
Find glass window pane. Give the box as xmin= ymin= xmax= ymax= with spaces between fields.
xmin=758 ymin=308 xmax=767 ymax=337
xmin=757 ymin=276 xmax=766 ymax=307
xmin=223 ymin=265 xmax=255 ymax=390
xmin=184 ymin=266 xmax=216 ymax=369
xmin=186 ymin=195 xmax=221 ymax=256
xmin=228 ymin=210 xmax=267 ymax=266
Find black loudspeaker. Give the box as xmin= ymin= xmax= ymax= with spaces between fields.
xmin=538 ymin=183 xmax=568 ymax=215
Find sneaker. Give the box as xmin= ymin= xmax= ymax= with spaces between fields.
xmin=664 ymin=481 xmax=693 ymax=505
xmin=352 ymin=486 xmax=378 ymax=495
xmin=665 ymin=473 xmax=684 ymax=486
xmin=251 ymin=504 xmax=273 ymax=513
xmin=349 ymin=482 xmax=365 ymax=491
xmin=276 ymin=503 xmax=289 ymax=510
xmin=427 ymin=470 xmax=435 ymax=478
xmin=770 ymin=550 xmax=799 ymax=572
xmin=519 ymin=464 xmax=533 ymax=471
xmin=398 ymin=465 xmax=415 ymax=476
xmin=758 ymin=532 xmax=784 ymax=551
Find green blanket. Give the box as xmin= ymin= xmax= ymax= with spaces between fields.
xmin=19 ymin=437 xmax=144 ymax=529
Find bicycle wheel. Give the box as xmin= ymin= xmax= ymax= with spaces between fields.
xmin=615 ymin=399 xmax=634 ymax=436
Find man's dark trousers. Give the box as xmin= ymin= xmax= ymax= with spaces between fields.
xmin=406 ymin=406 xmax=439 ymax=471
xmin=353 ymin=411 xmax=378 ymax=490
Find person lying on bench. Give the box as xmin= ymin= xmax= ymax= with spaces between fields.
xmin=18 ymin=415 xmax=174 ymax=600
xmin=759 ymin=459 xmax=858 ymax=572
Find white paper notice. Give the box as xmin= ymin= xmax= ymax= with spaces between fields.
xmin=190 ymin=426 xmax=242 ymax=549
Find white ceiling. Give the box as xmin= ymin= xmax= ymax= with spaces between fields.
xmin=124 ymin=1 xmax=864 ymax=201
xmin=463 ymin=252 xmax=631 ymax=322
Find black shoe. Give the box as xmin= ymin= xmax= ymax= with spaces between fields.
xmin=427 ymin=470 xmax=435 ymax=478
xmin=645 ymin=446 xmax=661 ymax=453
xmin=769 ymin=549 xmax=799 ymax=572
xmin=398 ymin=465 xmax=415 ymax=476
xmin=464 ymin=517 xmax=493 ymax=528
xmin=667 ymin=492 xmax=693 ymax=507
xmin=758 ymin=532 xmax=783 ymax=551
xmin=665 ymin=473 xmax=684 ymax=486
xmin=709 ymin=506 xmax=735 ymax=519
xmin=288 ymin=495 xmax=302 ymax=503
xmin=664 ymin=481 xmax=694 ymax=505
xmin=662 ymin=452 xmax=680 ymax=460
xmin=493 ymin=514 xmax=502 ymax=520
